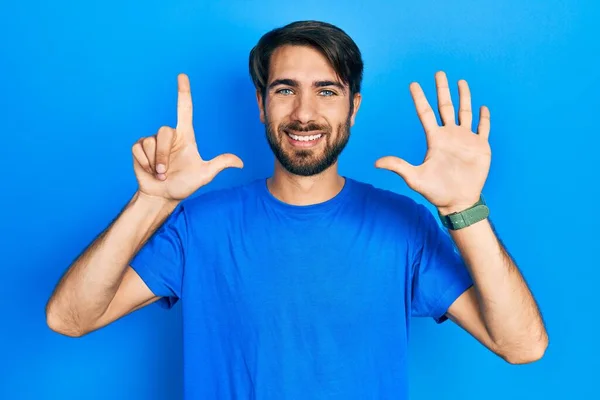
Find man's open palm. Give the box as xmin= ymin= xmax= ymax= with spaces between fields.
xmin=132 ymin=74 xmax=243 ymax=201
xmin=376 ymin=71 xmax=491 ymax=214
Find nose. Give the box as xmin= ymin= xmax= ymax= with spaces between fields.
xmin=290 ymin=93 xmax=317 ymax=125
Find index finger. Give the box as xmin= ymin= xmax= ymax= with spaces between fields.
xmin=177 ymin=73 xmax=193 ymax=131
xmin=409 ymin=82 xmax=438 ymax=135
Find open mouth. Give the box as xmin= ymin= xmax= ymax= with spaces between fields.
xmin=284 ymin=130 xmax=324 ymax=147
xmin=286 ymin=131 xmax=323 ymax=141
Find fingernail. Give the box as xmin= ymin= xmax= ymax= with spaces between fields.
xmin=157 ymin=173 xmax=166 ymax=180
xmin=156 ymin=164 xmax=166 ymax=173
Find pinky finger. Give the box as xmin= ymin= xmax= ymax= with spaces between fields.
xmin=132 ymin=141 xmax=152 ymax=174
xmin=477 ymin=106 xmax=491 ymax=140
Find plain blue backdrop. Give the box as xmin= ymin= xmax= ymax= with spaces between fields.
xmin=1 ymin=0 xmax=598 ymax=399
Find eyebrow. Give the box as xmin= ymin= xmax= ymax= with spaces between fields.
xmin=268 ymin=78 xmax=347 ymax=93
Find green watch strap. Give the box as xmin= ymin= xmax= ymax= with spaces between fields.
xmin=438 ymin=196 xmax=490 ymax=230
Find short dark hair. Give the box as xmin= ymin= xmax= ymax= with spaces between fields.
xmin=248 ymin=20 xmax=364 ymax=99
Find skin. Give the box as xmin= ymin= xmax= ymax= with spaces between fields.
xmin=46 ymin=44 xmax=548 ymax=366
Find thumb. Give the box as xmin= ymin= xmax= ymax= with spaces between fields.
xmin=375 ymin=156 xmax=417 ymax=184
xmin=207 ymin=153 xmax=244 ymax=177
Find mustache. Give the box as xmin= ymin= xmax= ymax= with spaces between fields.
xmin=280 ymin=121 xmax=330 ymax=133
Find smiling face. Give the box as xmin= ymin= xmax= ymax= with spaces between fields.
xmin=257 ymin=45 xmax=361 ymax=176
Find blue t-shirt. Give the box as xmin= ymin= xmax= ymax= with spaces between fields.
xmin=130 ymin=177 xmax=473 ymax=399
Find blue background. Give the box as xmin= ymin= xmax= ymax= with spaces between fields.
xmin=1 ymin=0 xmax=597 ymax=399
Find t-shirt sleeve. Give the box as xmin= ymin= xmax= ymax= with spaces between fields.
xmin=410 ymin=203 xmax=473 ymax=323
xmin=129 ymin=203 xmax=188 ymax=309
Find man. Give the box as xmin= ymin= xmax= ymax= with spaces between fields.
xmin=46 ymin=20 xmax=548 ymax=399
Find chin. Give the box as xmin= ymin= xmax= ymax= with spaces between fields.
xmin=279 ymin=151 xmax=338 ymax=177
xmin=283 ymin=163 xmax=331 ymax=177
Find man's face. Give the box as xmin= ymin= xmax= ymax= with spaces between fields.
xmin=257 ymin=45 xmax=361 ymax=176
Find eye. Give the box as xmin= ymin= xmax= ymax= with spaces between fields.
xmin=319 ymin=89 xmax=336 ymax=96
xmin=276 ymin=88 xmax=294 ymax=95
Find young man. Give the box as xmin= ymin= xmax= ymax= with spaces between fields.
xmin=46 ymin=20 xmax=548 ymax=399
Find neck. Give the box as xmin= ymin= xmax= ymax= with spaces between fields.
xmin=267 ymin=162 xmax=345 ymax=206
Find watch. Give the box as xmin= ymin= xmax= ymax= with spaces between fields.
xmin=438 ymin=195 xmax=490 ymax=230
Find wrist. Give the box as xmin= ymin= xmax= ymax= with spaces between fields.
xmin=437 ymin=200 xmax=479 ymax=216
xmin=437 ymin=195 xmax=489 ymax=230
xmin=131 ymin=191 xmax=180 ymax=215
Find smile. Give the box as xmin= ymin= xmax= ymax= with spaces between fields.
xmin=287 ymin=132 xmax=323 ymax=141
xmin=285 ymin=130 xmax=325 ymax=148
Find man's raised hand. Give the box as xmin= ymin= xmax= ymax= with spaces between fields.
xmin=132 ymin=74 xmax=243 ymax=202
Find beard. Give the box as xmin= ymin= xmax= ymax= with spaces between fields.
xmin=264 ymin=111 xmax=352 ymax=177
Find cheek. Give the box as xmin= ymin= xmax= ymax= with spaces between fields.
xmin=322 ymin=101 xmax=350 ymax=120
xmin=266 ymin=98 xmax=293 ymax=120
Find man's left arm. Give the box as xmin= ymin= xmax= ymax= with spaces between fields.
xmin=375 ymin=71 xmax=548 ymax=364
xmin=442 ymin=215 xmax=548 ymax=364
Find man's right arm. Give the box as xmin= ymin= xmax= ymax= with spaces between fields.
xmin=46 ymin=73 xmax=243 ymax=337
xmin=45 ymin=191 xmax=179 ymax=337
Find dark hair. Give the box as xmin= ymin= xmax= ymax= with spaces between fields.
xmin=248 ymin=20 xmax=363 ymax=99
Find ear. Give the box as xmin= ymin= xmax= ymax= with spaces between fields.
xmin=350 ymin=92 xmax=362 ymax=126
xmin=256 ymin=89 xmax=265 ymax=123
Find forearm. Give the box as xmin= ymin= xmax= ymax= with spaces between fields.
xmin=447 ymin=218 xmax=548 ymax=360
xmin=46 ymin=191 xmax=178 ymax=335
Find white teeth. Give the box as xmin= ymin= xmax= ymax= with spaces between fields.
xmin=288 ymin=133 xmax=323 ymax=142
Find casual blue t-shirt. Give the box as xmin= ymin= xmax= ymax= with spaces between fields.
xmin=130 ymin=177 xmax=473 ymax=399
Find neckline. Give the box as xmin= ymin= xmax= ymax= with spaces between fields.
xmin=258 ymin=176 xmax=354 ymax=215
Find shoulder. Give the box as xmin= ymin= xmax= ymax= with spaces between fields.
xmin=346 ymin=177 xmax=441 ymax=236
xmin=177 ymin=178 xmax=263 ymax=216
xmin=347 ymin=177 xmax=423 ymax=215
xmin=348 ymin=179 xmax=446 ymax=250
